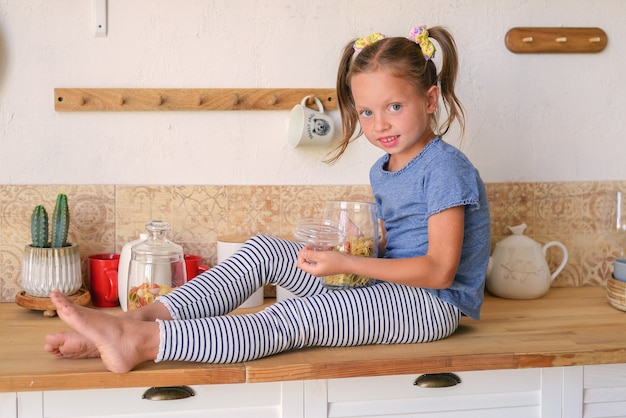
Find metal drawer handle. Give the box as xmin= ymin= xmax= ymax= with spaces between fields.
xmin=142 ymin=385 xmax=195 ymax=400
xmin=414 ymin=373 xmax=461 ymax=388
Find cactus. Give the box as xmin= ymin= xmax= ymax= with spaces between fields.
xmin=30 ymin=205 xmax=49 ymax=248
xmin=51 ymin=193 xmax=70 ymax=248
xmin=30 ymin=193 xmax=70 ymax=248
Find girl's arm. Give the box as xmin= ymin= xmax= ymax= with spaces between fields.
xmin=296 ymin=206 xmax=464 ymax=289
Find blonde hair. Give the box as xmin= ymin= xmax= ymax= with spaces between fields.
xmin=326 ymin=27 xmax=465 ymax=164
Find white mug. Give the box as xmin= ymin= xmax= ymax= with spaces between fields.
xmin=614 ymin=258 xmax=626 ymax=282
xmin=288 ymin=95 xmax=335 ymax=147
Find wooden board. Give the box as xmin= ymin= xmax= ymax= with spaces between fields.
xmin=505 ymin=27 xmax=608 ymax=53
xmin=54 ymin=88 xmax=337 ymax=111
xmin=1 ymin=287 xmax=625 ymax=392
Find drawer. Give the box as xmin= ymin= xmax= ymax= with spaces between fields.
xmin=326 ymin=368 xmax=542 ymax=417
xmin=43 ymin=382 xmax=288 ymax=418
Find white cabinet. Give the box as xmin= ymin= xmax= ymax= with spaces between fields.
xmin=583 ymin=363 xmax=626 ymax=418
xmin=7 ymin=364 xmax=625 ymax=418
xmin=17 ymin=381 xmax=303 ymax=418
xmin=305 ymin=368 xmax=568 ymax=418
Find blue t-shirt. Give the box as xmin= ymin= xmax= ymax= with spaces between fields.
xmin=369 ymin=137 xmax=491 ymax=319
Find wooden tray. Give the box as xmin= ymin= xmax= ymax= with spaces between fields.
xmin=15 ymin=288 xmax=91 ymax=317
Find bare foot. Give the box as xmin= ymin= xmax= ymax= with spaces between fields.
xmin=48 ymin=290 xmax=160 ymax=373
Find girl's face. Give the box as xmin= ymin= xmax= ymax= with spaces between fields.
xmin=351 ymin=69 xmax=439 ymax=171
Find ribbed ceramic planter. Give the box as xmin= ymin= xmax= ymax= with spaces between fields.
xmin=22 ymin=243 xmax=82 ymax=297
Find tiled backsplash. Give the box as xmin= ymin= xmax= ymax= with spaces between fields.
xmin=0 ymin=182 xmax=622 ymax=302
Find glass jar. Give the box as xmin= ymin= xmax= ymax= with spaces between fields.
xmin=293 ymin=218 xmax=344 ymax=251
xmin=321 ymin=201 xmax=379 ymax=289
xmin=126 ymin=220 xmax=186 ymax=310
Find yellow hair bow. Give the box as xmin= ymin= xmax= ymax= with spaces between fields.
xmin=353 ymin=32 xmax=386 ymax=53
xmin=408 ymin=25 xmax=436 ymax=60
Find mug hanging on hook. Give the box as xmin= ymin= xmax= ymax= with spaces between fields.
xmin=288 ymin=95 xmax=336 ymax=148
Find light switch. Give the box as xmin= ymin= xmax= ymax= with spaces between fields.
xmin=94 ymin=0 xmax=107 ymax=37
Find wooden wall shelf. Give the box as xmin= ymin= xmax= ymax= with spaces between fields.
xmin=54 ymin=88 xmax=337 ymax=112
xmin=505 ymin=27 xmax=607 ymax=53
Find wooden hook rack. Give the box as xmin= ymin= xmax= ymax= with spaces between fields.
xmin=505 ymin=27 xmax=607 ymax=53
xmin=54 ymin=88 xmax=337 ymax=112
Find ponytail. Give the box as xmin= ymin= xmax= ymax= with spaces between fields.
xmin=428 ymin=26 xmax=465 ymax=137
xmin=325 ymin=41 xmax=362 ymax=164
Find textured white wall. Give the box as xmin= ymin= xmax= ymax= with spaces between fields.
xmin=0 ymin=0 xmax=624 ymax=185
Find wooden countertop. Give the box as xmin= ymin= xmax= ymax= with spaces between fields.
xmin=1 ymin=286 xmax=625 ymax=393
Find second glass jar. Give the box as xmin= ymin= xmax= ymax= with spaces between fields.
xmin=127 ymin=220 xmax=187 ymax=310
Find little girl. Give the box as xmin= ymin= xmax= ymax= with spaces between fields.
xmin=46 ymin=26 xmax=490 ymax=373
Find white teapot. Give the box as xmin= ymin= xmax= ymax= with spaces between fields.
xmin=486 ymin=223 xmax=568 ymax=299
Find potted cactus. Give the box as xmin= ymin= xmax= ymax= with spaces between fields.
xmin=21 ymin=193 xmax=82 ymax=297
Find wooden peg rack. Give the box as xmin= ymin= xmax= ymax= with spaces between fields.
xmin=505 ymin=27 xmax=607 ymax=53
xmin=54 ymin=88 xmax=337 ymax=112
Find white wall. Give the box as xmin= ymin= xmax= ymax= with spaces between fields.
xmin=0 ymin=0 xmax=624 ymax=185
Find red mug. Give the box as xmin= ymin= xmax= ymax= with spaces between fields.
xmin=184 ymin=254 xmax=210 ymax=280
xmin=88 ymin=254 xmax=120 ymax=308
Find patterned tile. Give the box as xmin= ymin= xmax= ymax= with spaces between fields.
xmin=115 ymin=186 xmax=174 ymax=251
xmin=225 ymin=185 xmax=282 ymax=237
xmin=170 ymin=185 xmax=228 ymax=265
xmin=534 ymin=182 xmax=586 ymax=236
xmin=70 ymin=185 xmax=116 ymax=255
xmin=575 ymin=234 xmax=615 ymax=287
xmin=0 ymin=244 xmax=23 ymax=301
xmin=486 ymin=182 xmax=535 ymax=243
xmin=0 ymin=181 xmax=622 ymax=301
xmin=580 ymin=181 xmax=617 ymax=234
xmin=0 ymin=185 xmax=47 ymax=246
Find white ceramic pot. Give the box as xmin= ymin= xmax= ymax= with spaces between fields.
xmin=22 ymin=243 xmax=82 ymax=297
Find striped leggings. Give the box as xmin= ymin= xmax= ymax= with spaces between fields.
xmin=155 ymin=235 xmax=461 ymax=364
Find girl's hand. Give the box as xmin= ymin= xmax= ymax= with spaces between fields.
xmin=297 ymin=246 xmax=349 ymax=277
